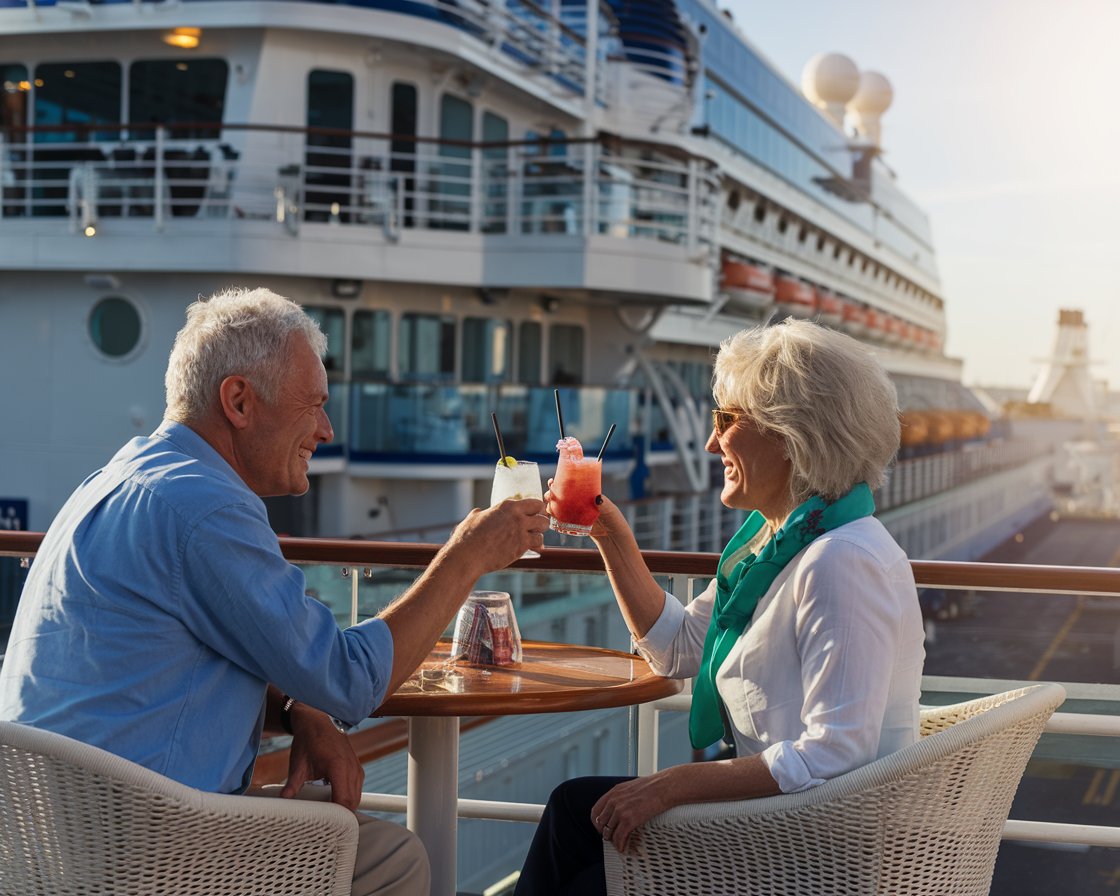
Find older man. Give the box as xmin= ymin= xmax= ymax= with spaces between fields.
xmin=0 ymin=287 xmax=548 ymax=895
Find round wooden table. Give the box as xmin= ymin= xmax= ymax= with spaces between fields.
xmin=375 ymin=639 xmax=682 ymax=896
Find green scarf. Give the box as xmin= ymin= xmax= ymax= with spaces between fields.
xmin=688 ymin=482 xmax=876 ymax=749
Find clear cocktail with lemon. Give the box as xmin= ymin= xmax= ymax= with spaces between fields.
xmin=490 ymin=457 xmax=544 ymax=558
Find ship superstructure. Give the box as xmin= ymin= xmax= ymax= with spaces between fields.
xmin=0 ymin=0 xmax=1051 ymax=561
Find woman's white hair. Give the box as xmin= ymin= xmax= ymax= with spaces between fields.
xmin=712 ymin=318 xmax=899 ymax=503
xmin=164 ymin=287 xmax=327 ymax=424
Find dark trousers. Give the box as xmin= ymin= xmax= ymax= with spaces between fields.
xmin=515 ymin=776 xmax=634 ymax=896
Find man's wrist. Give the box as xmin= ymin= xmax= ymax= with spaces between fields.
xmin=280 ymin=695 xmax=349 ymax=735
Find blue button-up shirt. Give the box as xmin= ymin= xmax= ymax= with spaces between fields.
xmin=0 ymin=421 xmax=393 ymax=794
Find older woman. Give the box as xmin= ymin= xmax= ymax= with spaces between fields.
xmin=515 ymin=319 xmax=925 ymax=896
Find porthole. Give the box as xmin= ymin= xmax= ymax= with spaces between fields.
xmin=88 ymin=296 xmax=142 ymax=359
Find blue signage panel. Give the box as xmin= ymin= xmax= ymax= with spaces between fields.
xmin=0 ymin=499 xmax=28 ymax=531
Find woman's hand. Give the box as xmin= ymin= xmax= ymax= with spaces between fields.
xmin=590 ymin=770 xmax=677 ymax=854
xmin=543 ymin=482 xmax=628 ymax=540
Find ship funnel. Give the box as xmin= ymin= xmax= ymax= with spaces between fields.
xmin=801 ymin=53 xmax=859 ymax=126
xmin=848 ymin=70 xmax=893 ymax=147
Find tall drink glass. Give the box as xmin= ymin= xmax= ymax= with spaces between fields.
xmin=490 ymin=460 xmax=544 ymax=559
xmin=549 ymin=437 xmax=602 ymax=537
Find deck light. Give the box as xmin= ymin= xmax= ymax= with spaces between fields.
xmin=83 ymin=224 xmax=97 ymax=238
xmin=163 ymin=27 xmax=201 ymax=49
xmin=331 ymin=279 xmax=362 ymax=299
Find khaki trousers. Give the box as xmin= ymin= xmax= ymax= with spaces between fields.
xmin=352 ymin=813 xmax=431 ymax=896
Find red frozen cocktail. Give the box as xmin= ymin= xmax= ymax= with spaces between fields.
xmin=549 ymin=437 xmax=602 ymax=536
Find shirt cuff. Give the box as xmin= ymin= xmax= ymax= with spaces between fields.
xmin=760 ymin=740 xmax=825 ymax=794
xmin=632 ymin=592 xmax=685 ymax=666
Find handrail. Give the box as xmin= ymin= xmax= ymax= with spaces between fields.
xmin=6 ymin=532 xmax=1120 ymax=596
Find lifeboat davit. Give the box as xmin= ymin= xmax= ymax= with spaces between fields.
xmin=774 ymin=275 xmax=817 ymax=319
xmin=840 ymin=299 xmax=868 ymax=337
xmin=720 ymin=254 xmax=775 ymax=312
xmin=815 ymin=289 xmax=843 ymax=327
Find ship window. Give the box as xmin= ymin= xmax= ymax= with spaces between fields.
xmin=549 ymin=324 xmax=584 ymax=385
xmin=33 ymin=61 xmax=121 ymax=142
xmin=436 ymin=94 xmax=473 ymax=231
xmin=517 ymin=322 xmax=542 ymax=385
xmin=400 ymin=313 xmax=455 ymax=381
xmin=306 ymin=70 xmax=354 ymax=223
xmin=753 ymin=202 xmax=765 ymax=223
xmin=481 ymin=111 xmax=509 ymax=233
xmin=304 ymin=306 xmax=345 ymax=374
xmin=88 ymin=296 xmax=142 ymax=359
xmin=129 ymin=58 xmax=227 ymax=140
xmin=352 ymin=310 xmax=391 ymax=380
xmin=1 ymin=65 xmax=29 ymax=133
xmin=462 ymin=317 xmax=511 ymax=383
xmin=390 ymin=82 xmax=417 ymax=228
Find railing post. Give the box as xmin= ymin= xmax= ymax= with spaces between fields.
xmin=154 ymin=126 xmax=166 ymax=231
xmin=469 ymin=144 xmax=482 ymax=233
xmin=0 ymin=133 xmax=5 ymax=223
xmin=686 ymin=157 xmax=699 ymax=256
xmin=582 ymin=141 xmax=596 ymax=235
xmin=511 ymin=147 xmax=524 ymax=234
xmin=637 ymin=703 xmax=659 ymax=776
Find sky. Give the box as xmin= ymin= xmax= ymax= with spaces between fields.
xmin=722 ymin=0 xmax=1120 ymax=389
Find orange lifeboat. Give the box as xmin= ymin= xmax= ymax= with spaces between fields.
xmin=883 ymin=315 xmax=906 ymax=345
xmin=840 ymin=299 xmax=868 ymax=337
xmin=924 ymin=412 xmax=956 ymax=444
xmin=899 ymin=411 xmax=930 ymax=448
xmin=864 ymin=306 xmax=887 ymax=339
xmin=774 ymin=275 xmax=817 ymax=319
xmin=720 ymin=254 xmax=775 ymax=312
xmin=815 ymin=289 xmax=843 ymax=327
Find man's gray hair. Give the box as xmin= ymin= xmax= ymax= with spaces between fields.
xmin=165 ymin=287 xmax=327 ymax=423
xmin=713 ymin=318 xmax=900 ymax=503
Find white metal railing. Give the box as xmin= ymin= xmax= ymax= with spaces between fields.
xmin=0 ymin=127 xmax=721 ymax=258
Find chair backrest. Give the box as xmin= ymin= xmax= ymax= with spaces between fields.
xmin=605 ymin=683 xmax=1065 ymax=896
xmin=0 ymin=720 xmax=358 ymax=896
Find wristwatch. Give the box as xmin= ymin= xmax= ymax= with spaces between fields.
xmin=280 ymin=695 xmax=350 ymax=735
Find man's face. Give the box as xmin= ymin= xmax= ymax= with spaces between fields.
xmin=242 ymin=335 xmax=333 ymax=497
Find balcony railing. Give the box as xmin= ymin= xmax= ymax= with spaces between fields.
xmin=0 ymin=125 xmax=721 ymax=258
xmin=3 ymin=530 xmax=1119 ymax=891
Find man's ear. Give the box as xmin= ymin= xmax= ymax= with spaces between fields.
xmin=218 ymin=375 xmax=255 ymax=430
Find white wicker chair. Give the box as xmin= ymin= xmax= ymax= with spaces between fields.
xmin=0 ymin=720 xmax=358 ymax=895
xmin=604 ymin=683 xmax=1065 ymax=896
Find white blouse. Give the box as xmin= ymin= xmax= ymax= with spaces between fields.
xmin=635 ymin=516 xmax=925 ymax=793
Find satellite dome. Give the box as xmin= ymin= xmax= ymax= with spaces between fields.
xmin=801 ymin=52 xmax=860 ymax=108
xmin=850 ymin=70 xmax=893 ymax=115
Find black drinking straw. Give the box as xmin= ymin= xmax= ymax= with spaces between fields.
xmin=491 ymin=412 xmax=509 ymax=465
xmin=553 ymin=389 xmax=566 ymax=439
xmin=595 ymin=423 xmax=616 ymax=462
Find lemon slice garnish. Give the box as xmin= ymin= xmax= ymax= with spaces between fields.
xmin=502 ymin=456 xmax=518 ymax=468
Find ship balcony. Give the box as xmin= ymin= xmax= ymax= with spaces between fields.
xmin=0 ymin=126 xmax=719 ymax=302
xmin=314 ymin=381 xmax=636 ymax=472
xmin=2 ymin=530 xmax=1120 ymax=895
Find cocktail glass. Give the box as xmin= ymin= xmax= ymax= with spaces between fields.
xmin=549 ymin=437 xmax=602 ymax=537
xmin=490 ymin=459 xmax=544 ymax=559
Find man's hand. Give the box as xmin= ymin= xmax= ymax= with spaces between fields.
xmin=279 ymin=702 xmax=363 ymax=810
xmin=443 ymin=497 xmax=547 ymax=578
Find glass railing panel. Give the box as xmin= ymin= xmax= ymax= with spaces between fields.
xmin=348 ymin=383 xmax=635 ymax=461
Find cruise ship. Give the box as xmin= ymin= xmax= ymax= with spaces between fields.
xmin=3 ymin=0 xmax=1114 ymax=892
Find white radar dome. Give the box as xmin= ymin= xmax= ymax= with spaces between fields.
xmin=850 ymin=70 xmax=893 ymax=115
xmin=848 ymin=70 xmax=893 ymax=147
xmin=801 ymin=53 xmax=860 ymax=124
